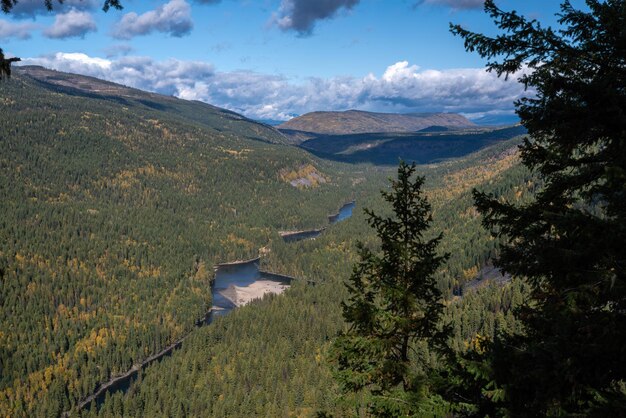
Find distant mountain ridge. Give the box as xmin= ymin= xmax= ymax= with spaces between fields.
xmin=278 ymin=110 xmax=476 ymax=135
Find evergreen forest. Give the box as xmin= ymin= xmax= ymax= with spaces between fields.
xmin=0 ymin=66 xmax=531 ymax=417
xmin=1 ymin=0 xmax=624 ymax=416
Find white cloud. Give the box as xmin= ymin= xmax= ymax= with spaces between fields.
xmin=55 ymin=52 xmax=112 ymax=69
xmin=44 ymin=9 xmax=97 ymax=39
xmin=381 ymin=61 xmax=420 ymax=82
xmin=112 ymin=0 xmax=193 ymax=40
xmin=30 ymin=52 xmax=112 ymax=75
xmin=0 ymin=19 xmax=37 ymax=40
xmin=20 ymin=53 xmax=527 ymax=121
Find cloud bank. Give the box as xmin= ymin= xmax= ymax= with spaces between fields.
xmin=272 ymin=0 xmax=360 ymax=35
xmin=21 ymin=53 xmax=526 ymax=121
xmin=0 ymin=19 xmax=37 ymax=40
xmin=112 ymin=0 xmax=193 ymax=39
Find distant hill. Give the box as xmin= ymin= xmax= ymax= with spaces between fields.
xmin=278 ymin=110 xmax=476 ymax=136
xmin=14 ymin=65 xmax=288 ymax=145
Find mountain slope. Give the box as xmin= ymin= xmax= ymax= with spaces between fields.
xmin=0 ymin=67 xmax=364 ymax=418
xmin=90 ymin=137 xmax=535 ymax=417
xmin=14 ymin=66 xmax=288 ymax=145
xmin=0 ymin=67 xmax=532 ymax=417
xmin=278 ymin=109 xmax=476 ymax=136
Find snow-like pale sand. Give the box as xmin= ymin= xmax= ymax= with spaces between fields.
xmin=219 ymin=280 xmax=289 ymax=307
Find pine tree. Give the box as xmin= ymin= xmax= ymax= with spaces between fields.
xmin=331 ymin=161 xmax=450 ymax=416
xmin=451 ymin=0 xmax=626 ymax=415
xmin=0 ymin=48 xmax=20 ymax=80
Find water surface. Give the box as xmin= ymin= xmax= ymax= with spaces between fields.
xmin=328 ymin=201 xmax=356 ymax=224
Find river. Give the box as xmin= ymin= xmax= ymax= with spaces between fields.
xmin=69 ymin=199 xmax=356 ymax=414
xmin=279 ymin=200 xmax=356 ymax=242
xmin=69 ymin=258 xmax=291 ymax=413
xmin=328 ymin=200 xmax=356 ymax=224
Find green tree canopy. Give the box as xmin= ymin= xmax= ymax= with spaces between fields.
xmin=331 ymin=161 xmax=450 ymax=416
xmin=452 ymin=0 xmax=626 ymax=415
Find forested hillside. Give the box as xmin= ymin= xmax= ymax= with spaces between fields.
xmin=83 ymin=138 xmax=534 ymax=417
xmin=0 ymin=68 xmax=378 ymax=417
xmin=0 ymin=67 xmax=533 ymax=417
xmin=15 ymin=66 xmax=288 ymax=145
xmin=0 ymin=0 xmax=621 ymax=414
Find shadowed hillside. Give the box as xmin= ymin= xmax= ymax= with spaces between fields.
xmin=299 ymin=125 xmax=527 ymax=165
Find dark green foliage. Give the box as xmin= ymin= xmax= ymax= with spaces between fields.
xmin=453 ymin=0 xmax=626 ymax=415
xmin=330 ymin=162 xmax=450 ymax=415
xmin=0 ymin=0 xmax=16 ymax=13
xmin=0 ymin=48 xmax=20 ymax=80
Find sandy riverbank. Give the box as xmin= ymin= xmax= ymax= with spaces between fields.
xmin=218 ymin=280 xmax=289 ymax=307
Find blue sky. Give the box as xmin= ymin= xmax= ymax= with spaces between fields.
xmin=1 ymin=0 xmax=575 ymax=120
